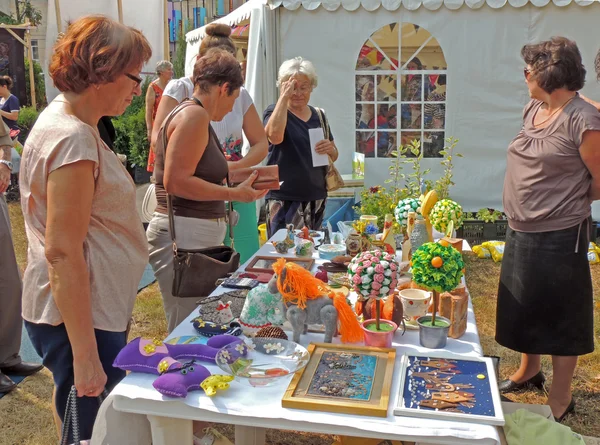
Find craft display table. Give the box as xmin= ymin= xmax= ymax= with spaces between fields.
xmin=108 ymin=230 xmax=500 ymax=445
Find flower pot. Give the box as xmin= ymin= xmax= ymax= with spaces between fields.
xmin=361 ymin=319 xmax=398 ymax=348
xmin=417 ymin=315 xmax=451 ymax=349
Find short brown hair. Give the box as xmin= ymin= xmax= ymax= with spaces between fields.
xmin=193 ymin=49 xmax=243 ymax=96
xmin=521 ymin=37 xmax=586 ymax=94
xmin=49 ymin=15 xmax=152 ymax=94
xmin=0 ymin=75 xmax=13 ymax=89
xmin=199 ymin=23 xmax=236 ymax=57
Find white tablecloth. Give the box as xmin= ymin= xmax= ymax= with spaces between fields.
xmin=102 ymin=230 xmax=499 ymax=445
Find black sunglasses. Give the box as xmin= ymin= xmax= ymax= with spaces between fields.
xmin=125 ymin=72 xmax=142 ymax=85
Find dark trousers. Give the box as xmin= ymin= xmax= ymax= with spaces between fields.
xmin=25 ymin=321 xmax=127 ymax=441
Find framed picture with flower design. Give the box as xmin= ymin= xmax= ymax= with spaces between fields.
xmin=282 ymin=343 xmax=396 ymax=417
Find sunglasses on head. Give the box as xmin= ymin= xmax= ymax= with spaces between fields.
xmin=125 ymin=72 xmax=142 ymax=85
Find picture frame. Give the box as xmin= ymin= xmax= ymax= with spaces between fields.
xmin=282 ymin=343 xmax=396 ymax=418
xmin=245 ymin=255 xmax=315 ymax=274
xmin=394 ymin=352 xmax=505 ymax=426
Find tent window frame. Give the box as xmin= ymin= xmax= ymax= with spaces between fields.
xmin=355 ymin=23 xmax=447 ymax=159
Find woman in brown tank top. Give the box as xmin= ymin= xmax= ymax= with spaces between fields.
xmin=147 ymin=50 xmax=266 ymax=334
xmin=496 ymin=37 xmax=600 ymax=423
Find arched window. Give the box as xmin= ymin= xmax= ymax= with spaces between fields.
xmin=355 ymin=23 xmax=447 ymax=158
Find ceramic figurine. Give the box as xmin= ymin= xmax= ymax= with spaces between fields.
xmin=216 ymin=300 xmax=234 ymax=324
xmin=410 ymin=215 xmax=429 ymax=254
xmin=270 ymin=258 xmax=363 ymax=344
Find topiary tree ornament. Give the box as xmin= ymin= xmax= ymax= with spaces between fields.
xmin=348 ymin=250 xmax=399 ymax=330
xmin=394 ymin=198 xmax=421 ymax=231
xmin=411 ymin=242 xmax=464 ymax=325
xmin=428 ymin=199 xmax=464 ymax=236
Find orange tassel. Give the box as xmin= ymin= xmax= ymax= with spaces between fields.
xmin=355 ymin=300 xmax=363 ymax=316
xmin=331 ymin=292 xmax=364 ymax=344
xmin=382 ymin=295 xmax=395 ymax=320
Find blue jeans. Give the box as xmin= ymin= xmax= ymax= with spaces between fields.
xmin=25 ymin=321 xmax=126 ymax=441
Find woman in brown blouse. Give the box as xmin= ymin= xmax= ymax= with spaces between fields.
xmin=496 ymin=37 xmax=600 ymax=422
xmin=147 ymin=50 xmax=266 ymax=333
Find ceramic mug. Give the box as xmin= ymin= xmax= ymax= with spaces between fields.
xmin=399 ymin=289 xmax=432 ymax=321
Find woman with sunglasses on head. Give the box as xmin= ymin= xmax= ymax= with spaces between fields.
xmin=496 ymin=37 xmax=600 ymax=423
xmin=19 ymin=16 xmax=152 ymax=440
xmin=151 ymin=24 xmax=268 ymax=264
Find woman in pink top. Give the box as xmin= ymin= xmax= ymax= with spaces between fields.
xmin=496 ymin=37 xmax=600 ymax=423
xmin=19 ymin=16 xmax=151 ymax=440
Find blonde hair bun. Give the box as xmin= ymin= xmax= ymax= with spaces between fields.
xmin=205 ymin=23 xmax=232 ymax=38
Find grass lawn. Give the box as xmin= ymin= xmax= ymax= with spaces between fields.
xmin=1 ymin=202 xmax=599 ymax=445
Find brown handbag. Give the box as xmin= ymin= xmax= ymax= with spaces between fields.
xmin=228 ymin=165 xmax=280 ymax=190
xmin=163 ymin=100 xmax=241 ymax=298
xmin=315 ymin=107 xmax=345 ymax=192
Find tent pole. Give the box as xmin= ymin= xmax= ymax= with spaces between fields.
xmin=117 ymin=0 xmax=124 ymax=23
xmin=55 ymin=0 xmax=63 ymax=33
xmin=164 ymin=0 xmax=169 ymax=61
xmin=25 ymin=22 xmax=36 ymax=109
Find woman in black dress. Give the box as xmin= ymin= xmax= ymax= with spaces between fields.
xmin=497 ymin=37 xmax=600 ymax=422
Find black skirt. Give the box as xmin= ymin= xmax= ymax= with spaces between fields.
xmin=495 ymin=223 xmax=594 ymax=356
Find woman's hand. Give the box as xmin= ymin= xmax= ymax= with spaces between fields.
xmin=280 ymin=79 xmax=297 ymax=102
xmin=73 ymin=352 xmax=107 ymax=398
xmin=315 ymin=139 xmax=335 ymax=156
xmin=231 ymin=171 xmax=268 ymax=203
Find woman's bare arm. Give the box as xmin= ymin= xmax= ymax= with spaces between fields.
xmin=45 ymin=160 xmax=107 ymax=397
xmin=229 ymin=104 xmax=268 ymax=171
xmin=580 ymin=130 xmax=600 ymax=200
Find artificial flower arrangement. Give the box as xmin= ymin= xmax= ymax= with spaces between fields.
xmin=410 ymin=241 xmax=464 ymax=326
xmin=348 ymin=249 xmax=399 ymax=331
xmin=429 ymin=199 xmax=465 ymax=236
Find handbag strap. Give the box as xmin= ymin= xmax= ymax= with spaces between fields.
xmin=164 ymin=99 xmax=235 ymax=251
xmin=315 ymin=107 xmax=330 ymax=141
xmin=60 ymin=386 xmax=109 ymax=445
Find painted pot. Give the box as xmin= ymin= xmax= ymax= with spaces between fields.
xmin=346 ymin=233 xmax=362 ymax=257
xmin=361 ymin=319 xmax=398 ymax=348
xmin=399 ymin=289 xmax=432 ymax=321
xmin=417 ymin=315 xmax=451 ymax=349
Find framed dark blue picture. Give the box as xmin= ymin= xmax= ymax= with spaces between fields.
xmin=394 ymin=353 xmax=504 ymax=426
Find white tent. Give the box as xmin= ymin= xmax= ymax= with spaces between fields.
xmin=186 ymin=0 xmax=600 ymax=215
xmin=45 ymin=0 xmax=166 ymax=103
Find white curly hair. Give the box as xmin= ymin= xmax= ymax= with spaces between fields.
xmin=276 ymin=57 xmax=318 ymax=89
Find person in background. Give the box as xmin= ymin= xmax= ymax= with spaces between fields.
xmin=496 ymin=37 xmax=600 ymax=422
xmin=148 ymin=49 xmax=266 ymax=334
xmin=0 ymin=119 xmax=43 ymax=395
xmin=19 ymin=16 xmax=151 ymax=440
xmin=0 ymin=76 xmax=20 ymax=133
xmin=152 ymin=23 xmax=268 ymax=263
xmin=264 ymin=57 xmax=339 ymax=238
xmin=145 ymin=60 xmax=173 ymax=172
xmin=580 ymin=49 xmax=600 ymax=111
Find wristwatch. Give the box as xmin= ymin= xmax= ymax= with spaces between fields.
xmin=0 ymin=160 xmax=12 ymax=171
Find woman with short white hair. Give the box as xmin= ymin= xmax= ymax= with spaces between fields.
xmin=145 ymin=59 xmax=173 ymax=172
xmin=264 ymin=57 xmax=339 ymax=237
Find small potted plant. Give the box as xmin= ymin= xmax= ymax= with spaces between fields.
xmin=411 ymin=242 xmax=464 ymax=349
xmin=348 ymin=249 xmax=399 ymax=347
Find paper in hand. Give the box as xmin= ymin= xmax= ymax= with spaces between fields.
xmin=309 ymin=127 xmax=329 ymax=168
